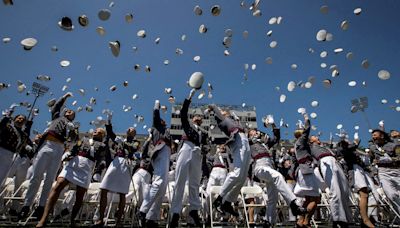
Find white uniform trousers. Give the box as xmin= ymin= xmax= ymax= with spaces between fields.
xmin=24 ymin=140 xmax=64 ymax=207
xmin=140 ymin=146 xmax=170 ymax=221
xmin=171 ymin=141 xmax=203 ymax=214
xmin=0 ymin=147 xmax=16 ymax=188
xmin=206 ymin=167 xmax=228 ymax=195
xmin=378 ymin=167 xmax=400 ymax=214
xmin=8 ymin=155 xmax=30 ymax=209
xmin=319 ymin=156 xmax=352 ymax=222
xmin=254 ymin=158 xmax=297 ymax=224
xmin=219 ymin=132 xmax=251 ymax=203
xmin=127 ymin=168 xmax=151 ymax=209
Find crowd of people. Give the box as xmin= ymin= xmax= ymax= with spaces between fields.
xmin=0 ymin=89 xmax=399 ymax=228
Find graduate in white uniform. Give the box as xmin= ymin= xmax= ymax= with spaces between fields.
xmin=138 ymin=100 xmax=172 ymax=227
xmin=20 ymin=92 xmax=77 ymax=220
xmin=94 ymin=113 xmax=141 ymax=227
xmin=129 ymin=159 xmax=151 ymax=210
xmin=208 ymin=104 xmax=251 ymax=217
xmin=310 ymin=134 xmax=352 ymax=227
xmin=368 ymin=129 xmax=400 ymax=215
xmin=248 ymin=116 xmax=304 ymax=225
xmin=0 ymin=104 xmax=31 ymax=189
xmin=169 ymin=89 xmax=210 ymax=228
xmin=292 ymin=112 xmax=320 ymax=227
xmin=336 ymin=133 xmax=375 ymax=228
xmin=36 ymin=128 xmax=107 ymax=228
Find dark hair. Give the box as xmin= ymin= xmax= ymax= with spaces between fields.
xmin=13 ymin=114 xmax=26 ymax=121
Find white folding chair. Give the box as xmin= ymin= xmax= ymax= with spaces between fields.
xmin=240 ymin=185 xmax=266 ymax=228
xmin=208 ymin=186 xmax=222 ymax=228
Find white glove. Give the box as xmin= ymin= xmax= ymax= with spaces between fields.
xmin=63 ymin=92 xmax=73 ymax=98
xmin=92 ymin=173 xmax=101 ymax=182
xmin=189 ymin=89 xmax=196 ymax=99
xmin=379 ymin=120 xmax=384 ymax=127
xmin=354 ymin=132 xmax=359 ymax=140
xmin=66 ymin=122 xmax=75 ymax=131
xmin=297 ymin=107 xmax=306 ymax=115
xmin=154 ymin=100 xmax=160 ymax=110
xmin=266 ymin=115 xmax=274 ymax=124
xmin=9 ymin=103 xmax=20 ymax=111
xmin=107 ymin=111 xmax=113 ymax=121
xmin=115 ymin=136 xmax=124 ymax=144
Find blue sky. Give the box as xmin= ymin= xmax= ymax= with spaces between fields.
xmin=0 ymin=0 xmax=399 ymax=145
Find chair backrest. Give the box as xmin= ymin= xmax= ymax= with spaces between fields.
xmin=241 ymin=185 xmax=263 ymax=195
xmin=209 ymin=186 xmax=222 ymax=194
xmin=87 ymin=182 xmax=101 ymax=193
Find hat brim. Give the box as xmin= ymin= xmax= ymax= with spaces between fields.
xmin=58 ymin=21 xmax=74 ymax=30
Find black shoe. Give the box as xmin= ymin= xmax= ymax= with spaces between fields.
xmin=53 ymin=208 xmax=70 ymax=221
xmin=32 ymin=206 xmax=44 ymax=220
xmin=146 ymin=219 xmax=158 ymax=227
xmin=213 ymin=195 xmax=223 ymax=212
xmin=220 ymin=201 xmax=239 ymax=217
xmin=262 ymin=220 xmax=272 ymax=228
xmin=189 ymin=210 xmax=201 ymax=226
xmin=169 ymin=213 xmax=179 ymax=228
xmin=138 ymin=211 xmax=146 ymax=228
xmin=18 ymin=206 xmax=30 ymax=220
xmin=290 ymin=200 xmax=306 ymax=216
xmin=9 ymin=209 xmax=18 ymax=217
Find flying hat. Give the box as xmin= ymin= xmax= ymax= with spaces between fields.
xmin=188 ymin=72 xmax=204 ymax=89
xmin=378 ymin=70 xmax=390 ymax=80
xmin=98 ymin=9 xmax=111 ymax=21
xmin=109 ymin=40 xmax=120 ymax=57
xmin=58 ymin=17 xmax=74 ymax=31
xmin=3 ymin=37 xmax=11 ymax=43
xmin=137 ymin=30 xmax=146 ymax=38
xmin=125 ymin=13 xmax=133 ymax=23
xmin=3 ymin=0 xmax=13 ymax=5
xmin=96 ymin=27 xmax=106 ymax=36
xmin=199 ymin=24 xmax=207 ymax=33
xmin=21 ymin=38 xmax=37 ymax=50
xmin=193 ymin=5 xmax=202 ymax=15
xmin=78 ymin=15 xmax=89 ymax=27
xmin=211 ymin=5 xmax=221 ymax=16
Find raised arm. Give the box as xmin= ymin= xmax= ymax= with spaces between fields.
xmin=300 ymin=115 xmax=311 ymax=145
xmin=51 ymin=92 xmax=72 ymax=120
xmin=152 ymin=100 xmax=163 ymax=131
xmin=266 ymin=126 xmax=281 ymax=148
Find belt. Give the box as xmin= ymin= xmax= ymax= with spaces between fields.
xmin=297 ymin=156 xmax=312 ymax=164
xmin=154 ymin=139 xmax=165 ymax=146
xmin=228 ymin=127 xmax=244 ymax=134
xmin=181 ymin=136 xmax=197 ymax=145
xmin=45 ymin=134 xmax=64 ymax=144
xmin=317 ymin=152 xmax=333 ymax=160
xmin=253 ymin=153 xmax=271 ymax=160
xmin=213 ymin=164 xmax=226 ymax=168
xmin=287 ymin=179 xmax=296 ymax=184
xmin=77 ymin=151 xmax=95 ymax=162
xmin=46 ymin=131 xmax=65 ymax=143
xmin=377 ymin=161 xmax=400 ymax=168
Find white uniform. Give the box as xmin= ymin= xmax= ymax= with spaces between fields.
xmin=219 ymin=132 xmax=251 ymax=203
xmin=206 ymin=167 xmax=228 ymax=194
xmin=24 ymin=140 xmax=64 ymax=207
xmin=254 ymin=157 xmax=297 ymax=224
xmin=319 ymin=156 xmax=352 ymax=222
xmin=127 ymin=168 xmax=151 ymax=208
xmin=171 ymin=141 xmax=203 ymax=214
xmin=140 ymin=146 xmax=171 ymax=220
xmin=7 ymin=154 xmax=30 ymax=209
xmin=59 ymin=156 xmax=95 ymax=189
xmin=0 ymin=147 xmax=15 ymax=188
xmin=378 ymin=167 xmax=400 ymax=213
xmin=100 ymin=157 xmax=132 ymax=194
